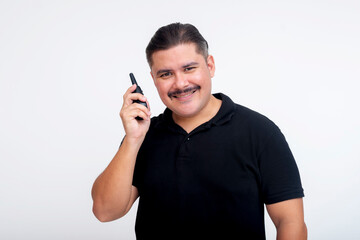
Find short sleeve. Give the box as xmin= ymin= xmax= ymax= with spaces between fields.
xmin=258 ymin=127 xmax=304 ymax=204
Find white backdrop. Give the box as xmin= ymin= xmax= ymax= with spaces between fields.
xmin=1 ymin=1 xmax=359 ymax=239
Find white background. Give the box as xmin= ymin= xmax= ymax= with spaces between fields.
xmin=1 ymin=0 xmax=359 ymax=239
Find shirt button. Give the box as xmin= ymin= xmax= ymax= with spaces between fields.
xmin=187 ymin=138 xmax=190 ymax=141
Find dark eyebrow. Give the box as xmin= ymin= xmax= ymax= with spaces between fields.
xmin=182 ymin=62 xmax=199 ymax=68
xmin=156 ymin=69 xmax=172 ymax=76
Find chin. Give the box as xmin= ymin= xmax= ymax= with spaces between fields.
xmin=171 ymin=105 xmax=201 ymax=118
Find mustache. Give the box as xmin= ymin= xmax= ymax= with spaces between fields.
xmin=168 ymin=86 xmax=200 ymax=98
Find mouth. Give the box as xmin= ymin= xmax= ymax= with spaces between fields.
xmin=173 ymin=89 xmax=197 ymax=99
xmin=168 ymin=86 xmax=200 ymax=100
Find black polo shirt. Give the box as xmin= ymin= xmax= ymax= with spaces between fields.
xmin=132 ymin=93 xmax=304 ymax=240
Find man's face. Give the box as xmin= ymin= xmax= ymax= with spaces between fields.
xmin=150 ymin=43 xmax=215 ymax=118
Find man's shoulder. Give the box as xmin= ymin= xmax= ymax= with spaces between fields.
xmin=234 ymin=102 xmax=275 ymax=124
xmin=215 ymin=93 xmax=276 ymax=126
xmin=229 ymin=100 xmax=280 ymax=136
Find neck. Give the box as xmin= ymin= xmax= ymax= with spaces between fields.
xmin=172 ymin=95 xmax=222 ymax=133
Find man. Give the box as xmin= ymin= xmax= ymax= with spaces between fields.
xmin=92 ymin=23 xmax=307 ymax=239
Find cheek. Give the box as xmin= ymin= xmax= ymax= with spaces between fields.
xmin=188 ymin=72 xmax=203 ymax=87
xmin=156 ymin=82 xmax=171 ymax=97
xmin=195 ymin=72 xmax=210 ymax=88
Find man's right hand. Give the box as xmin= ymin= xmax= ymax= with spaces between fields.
xmin=120 ymin=84 xmax=151 ymax=141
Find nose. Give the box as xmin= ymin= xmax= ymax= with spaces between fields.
xmin=174 ymin=72 xmax=189 ymax=89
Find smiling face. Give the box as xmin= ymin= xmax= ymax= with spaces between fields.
xmin=150 ymin=43 xmax=216 ymax=119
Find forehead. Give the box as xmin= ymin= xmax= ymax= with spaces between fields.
xmin=151 ymin=43 xmax=204 ymax=71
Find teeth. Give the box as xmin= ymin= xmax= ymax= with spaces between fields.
xmin=175 ymin=90 xmax=196 ymax=98
xmin=182 ymin=92 xmax=192 ymax=97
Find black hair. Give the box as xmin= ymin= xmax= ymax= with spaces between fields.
xmin=146 ymin=23 xmax=209 ymax=67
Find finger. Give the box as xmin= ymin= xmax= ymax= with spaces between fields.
xmin=145 ymin=99 xmax=151 ymax=112
xmin=124 ymin=84 xmax=137 ymax=96
xmin=123 ymin=84 xmax=138 ymax=105
xmin=124 ymin=93 xmax=148 ymax=107
xmin=130 ymin=108 xmax=150 ymax=121
xmin=132 ymin=93 xmax=147 ymax=103
xmin=122 ymin=102 xmax=150 ymax=119
xmin=131 ymin=102 xmax=151 ymax=117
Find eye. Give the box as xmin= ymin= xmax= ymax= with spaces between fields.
xmin=159 ymin=72 xmax=172 ymax=78
xmin=184 ymin=66 xmax=196 ymax=72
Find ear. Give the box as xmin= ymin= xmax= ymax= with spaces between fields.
xmin=207 ymin=55 xmax=215 ymax=78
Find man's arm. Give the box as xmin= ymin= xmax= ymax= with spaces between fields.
xmin=266 ymin=198 xmax=307 ymax=240
xmin=91 ymin=84 xmax=151 ymax=222
xmin=91 ymin=138 xmax=140 ymax=222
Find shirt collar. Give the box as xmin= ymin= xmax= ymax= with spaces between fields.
xmin=153 ymin=93 xmax=235 ymax=131
xmin=209 ymin=93 xmax=235 ymax=126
